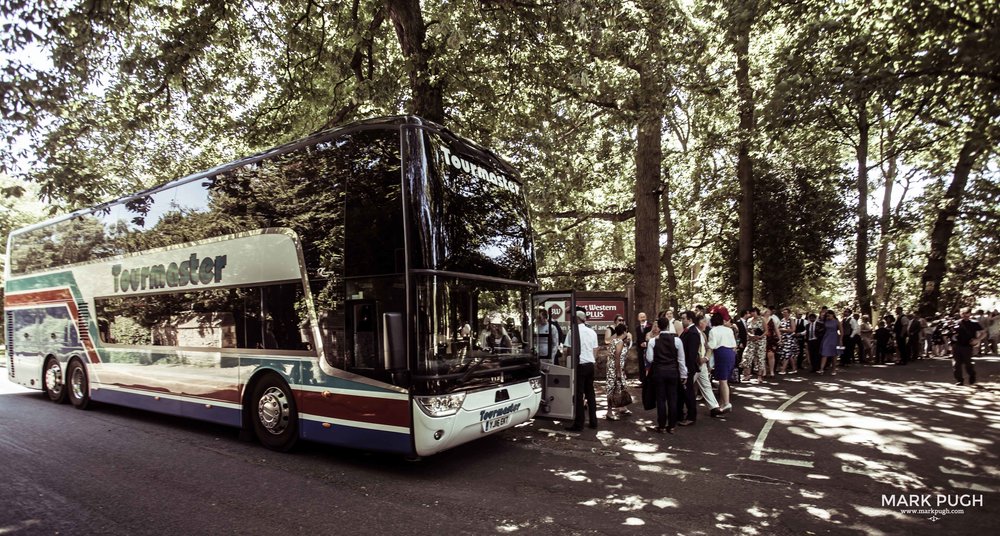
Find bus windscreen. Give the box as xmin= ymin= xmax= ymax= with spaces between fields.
xmin=416 ymin=132 xmax=535 ymax=283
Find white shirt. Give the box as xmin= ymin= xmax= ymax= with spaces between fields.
xmin=534 ymin=321 xmax=557 ymax=359
xmin=708 ymin=325 xmax=737 ymax=349
xmin=846 ymin=316 xmax=860 ymax=336
xmin=644 ymin=335 xmax=688 ymax=377
xmin=564 ymin=323 xmax=598 ymax=364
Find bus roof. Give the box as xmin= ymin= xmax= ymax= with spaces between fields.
xmin=8 ymin=116 xmax=524 ymax=240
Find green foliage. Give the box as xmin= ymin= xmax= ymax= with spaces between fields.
xmin=1 ymin=0 xmax=998 ymax=314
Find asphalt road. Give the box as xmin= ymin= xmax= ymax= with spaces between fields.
xmin=1 ymin=355 xmax=997 ymax=535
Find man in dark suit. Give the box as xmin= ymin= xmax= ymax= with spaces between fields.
xmin=677 ymin=311 xmax=702 ymax=426
xmin=734 ymin=309 xmax=749 ymax=382
xmin=805 ymin=312 xmax=822 ymax=373
xmin=894 ymin=307 xmax=910 ymax=365
xmin=795 ymin=312 xmax=808 ymax=370
xmin=635 ymin=312 xmax=653 ymax=383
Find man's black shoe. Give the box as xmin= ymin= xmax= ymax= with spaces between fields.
xmin=564 ymin=425 xmax=583 ymax=432
xmin=710 ymin=407 xmax=722 ymax=418
xmin=666 ymin=427 xmax=676 ymax=434
xmin=954 ymin=381 xmax=964 ymax=386
xmin=647 ymin=426 xmax=666 ymax=434
xmin=588 ymin=422 xmax=598 ymax=429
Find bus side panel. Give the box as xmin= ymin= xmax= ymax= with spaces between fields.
xmin=4 ymin=298 xmax=86 ymax=390
xmin=89 ymin=388 xmax=242 ymax=428
xmin=296 ymin=383 xmax=413 ymax=454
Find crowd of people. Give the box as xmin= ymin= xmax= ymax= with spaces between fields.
xmin=550 ymin=304 xmax=998 ymax=435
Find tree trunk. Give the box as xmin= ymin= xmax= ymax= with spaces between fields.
xmin=634 ymin=69 xmax=662 ymax=323
xmin=874 ymin=146 xmax=895 ymax=315
xmin=385 ymin=0 xmax=445 ymax=123
xmin=661 ymin=180 xmax=679 ymax=311
xmin=917 ymin=115 xmax=992 ymax=317
xmin=855 ymin=95 xmax=872 ymax=317
xmin=734 ymin=11 xmax=755 ymax=311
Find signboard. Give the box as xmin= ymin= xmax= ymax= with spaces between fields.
xmin=542 ymin=300 xmax=570 ymax=323
xmin=541 ymin=298 xmax=627 ymax=328
xmin=577 ymin=299 xmax=627 ymax=324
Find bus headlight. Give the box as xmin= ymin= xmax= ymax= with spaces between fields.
xmin=529 ymin=376 xmax=543 ymax=393
xmin=416 ymin=392 xmax=467 ymax=417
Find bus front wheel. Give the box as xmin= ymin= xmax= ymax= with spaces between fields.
xmin=43 ymin=357 xmax=68 ymax=404
xmin=67 ymin=359 xmax=91 ymax=410
xmin=251 ymin=374 xmax=298 ymax=452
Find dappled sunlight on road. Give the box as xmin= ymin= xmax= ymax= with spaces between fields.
xmin=495 ymin=516 xmax=555 ymax=533
xmin=741 ymin=369 xmax=1000 ymax=494
xmin=498 ymin=358 xmax=999 ymax=533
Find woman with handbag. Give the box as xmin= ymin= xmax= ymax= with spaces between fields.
xmin=605 ymin=323 xmax=633 ymax=419
xmin=741 ymin=308 xmax=766 ymax=381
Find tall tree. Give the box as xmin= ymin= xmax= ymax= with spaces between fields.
xmin=731 ymin=0 xmax=758 ymax=311
xmin=386 ymin=0 xmax=444 ymax=122
xmin=918 ymin=113 xmax=997 ymax=316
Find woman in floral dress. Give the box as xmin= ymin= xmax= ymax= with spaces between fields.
xmin=779 ymin=308 xmax=799 ymax=374
xmin=741 ymin=308 xmax=766 ymax=381
xmin=605 ymin=323 xmax=632 ymax=420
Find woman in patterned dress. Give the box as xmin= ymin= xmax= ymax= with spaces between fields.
xmin=605 ymin=323 xmax=632 ymax=420
xmin=778 ymin=308 xmax=799 ymax=374
xmin=741 ymin=308 xmax=766 ymax=381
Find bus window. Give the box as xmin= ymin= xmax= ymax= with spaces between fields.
xmin=95 ymin=283 xmax=308 ymax=350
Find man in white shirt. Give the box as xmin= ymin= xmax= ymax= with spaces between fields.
xmin=533 ymin=308 xmax=558 ymax=362
xmin=842 ymin=308 xmax=861 ymax=366
xmin=564 ymin=310 xmax=599 ymax=431
xmin=645 ymin=317 xmax=687 ymax=434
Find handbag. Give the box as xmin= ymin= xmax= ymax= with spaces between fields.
xmin=608 ymin=384 xmax=633 ymax=407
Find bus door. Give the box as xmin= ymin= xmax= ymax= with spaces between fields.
xmin=531 ymin=291 xmax=575 ymax=420
xmin=346 ymin=300 xmax=380 ymax=372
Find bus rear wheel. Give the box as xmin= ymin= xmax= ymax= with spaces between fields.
xmin=67 ymin=359 xmax=91 ymax=410
xmin=43 ymin=357 xmax=68 ymax=404
xmin=251 ymin=374 xmax=298 ymax=452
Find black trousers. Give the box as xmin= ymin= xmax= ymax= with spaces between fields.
xmin=953 ymin=345 xmax=976 ymax=384
xmin=678 ymin=371 xmax=698 ymax=422
xmin=842 ymin=335 xmax=856 ymax=365
xmin=573 ymin=363 xmax=597 ymax=427
xmin=652 ymin=370 xmax=680 ymax=429
xmin=807 ymin=339 xmax=821 ymax=372
xmin=636 ymin=344 xmax=648 ymax=384
xmin=875 ymin=341 xmax=889 ymax=364
xmin=897 ymin=335 xmax=910 ymax=364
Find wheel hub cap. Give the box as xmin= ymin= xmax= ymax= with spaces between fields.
xmin=258 ymin=387 xmax=289 ymax=435
xmin=45 ymin=363 xmax=63 ymax=394
xmin=71 ymin=367 xmax=86 ymax=400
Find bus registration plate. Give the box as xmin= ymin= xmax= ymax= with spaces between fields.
xmin=482 ymin=414 xmax=511 ymax=433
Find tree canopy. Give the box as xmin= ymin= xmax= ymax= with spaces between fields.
xmin=2 ymin=0 xmax=998 ymax=318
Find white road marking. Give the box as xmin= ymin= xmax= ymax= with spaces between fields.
xmin=767 ymin=457 xmax=815 ymax=468
xmin=762 ymin=447 xmax=814 ymax=457
xmin=749 ymin=391 xmax=808 ymax=462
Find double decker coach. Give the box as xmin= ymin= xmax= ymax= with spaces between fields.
xmin=3 ymin=116 xmax=543 ymax=456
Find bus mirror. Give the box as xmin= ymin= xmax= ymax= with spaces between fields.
xmin=383 ymin=313 xmax=406 ymax=371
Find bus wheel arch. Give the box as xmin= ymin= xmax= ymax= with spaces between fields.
xmin=66 ymin=357 xmax=92 ymax=410
xmin=243 ymin=370 xmax=299 ymax=452
xmin=42 ymin=355 xmax=68 ymax=404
